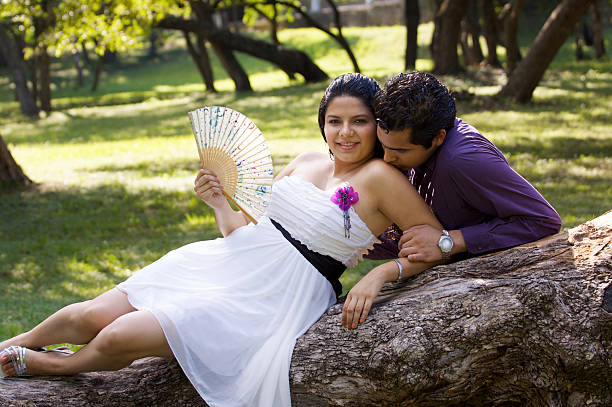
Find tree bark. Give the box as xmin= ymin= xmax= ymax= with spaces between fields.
xmin=404 ymin=0 xmax=420 ymax=71
xmin=502 ymin=0 xmax=524 ymax=74
xmin=157 ymin=16 xmax=328 ymax=83
xmin=323 ymin=0 xmax=360 ymax=73
xmin=460 ymin=0 xmax=484 ymax=66
xmin=38 ymin=47 xmax=52 ymax=112
xmin=252 ymin=3 xmax=281 ymax=46
xmin=590 ymin=0 xmax=606 ymax=60
xmin=0 ymin=24 xmax=39 ymax=118
xmin=184 ymin=31 xmax=217 ymax=92
xmin=480 ymin=0 xmax=501 ymax=67
xmin=498 ymin=0 xmax=595 ymax=103
xmin=91 ymin=50 xmax=105 ymax=92
xmin=0 ymin=134 xmax=33 ymax=188
xmin=209 ymin=40 xmax=253 ymax=92
xmin=254 ymin=0 xmax=360 ymax=74
xmin=431 ymin=0 xmax=469 ymax=74
xmin=2 ymin=211 xmax=611 ymax=406
xmin=72 ymin=51 xmax=84 ymax=87
xmin=575 ymin=24 xmax=586 ymax=60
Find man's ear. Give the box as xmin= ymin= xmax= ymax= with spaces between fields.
xmin=433 ymin=129 xmax=446 ymax=148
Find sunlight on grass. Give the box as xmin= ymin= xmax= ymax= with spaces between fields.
xmin=1 ymin=24 xmax=611 ymax=334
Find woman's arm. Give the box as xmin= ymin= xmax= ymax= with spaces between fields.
xmin=194 ymin=168 xmax=248 ymax=237
xmin=196 ymin=152 xmax=318 ymax=237
xmin=342 ymin=161 xmax=444 ymax=329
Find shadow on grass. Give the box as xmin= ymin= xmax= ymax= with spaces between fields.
xmin=497 ymin=136 xmax=612 ymax=160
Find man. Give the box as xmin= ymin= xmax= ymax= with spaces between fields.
xmin=368 ymin=71 xmax=561 ymax=262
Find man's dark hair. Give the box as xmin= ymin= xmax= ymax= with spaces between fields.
xmin=318 ymin=73 xmax=384 ymax=158
xmin=375 ymin=72 xmax=456 ymax=149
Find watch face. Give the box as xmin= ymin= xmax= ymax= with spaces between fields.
xmin=440 ymin=237 xmax=453 ymax=251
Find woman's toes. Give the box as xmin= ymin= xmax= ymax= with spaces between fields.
xmin=1 ymin=360 xmax=15 ymax=376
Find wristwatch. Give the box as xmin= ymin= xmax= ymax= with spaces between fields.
xmin=438 ymin=229 xmax=453 ymax=260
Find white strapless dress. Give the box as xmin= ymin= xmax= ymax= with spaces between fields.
xmin=117 ymin=175 xmax=378 ymax=407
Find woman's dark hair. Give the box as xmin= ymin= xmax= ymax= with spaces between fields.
xmin=318 ymin=73 xmax=383 ymax=158
xmin=374 ymin=72 xmax=456 ymax=149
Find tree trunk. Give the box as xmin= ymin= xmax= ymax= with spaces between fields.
xmin=591 ymin=0 xmax=606 ymax=59
xmin=0 ymin=24 xmax=39 ymax=117
xmin=28 ymin=57 xmax=39 ymax=106
xmin=575 ymin=25 xmax=586 ymax=60
xmin=503 ymin=0 xmax=524 ymax=74
xmin=480 ymin=0 xmax=501 ymax=67
xmin=209 ymin=41 xmax=253 ymax=92
xmin=431 ymin=0 xmax=469 ymax=74
xmin=251 ymin=4 xmax=281 ymax=46
xmin=148 ymin=31 xmax=159 ymax=59
xmin=0 ymin=134 xmax=33 ymax=188
xmin=271 ymin=1 xmax=280 ymax=46
xmin=157 ymin=16 xmax=328 ymax=83
xmin=499 ymin=0 xmax=595 ymax=103
xmin=2 ymin=211 xmax=611 ymax=406
xmin=460 ymin=0 xmax=484 ymax=66
xmin=404 ymin=0 xmax=420 ymax=71
xmin=91 ymin=51 xmax=105 ymax=92
xmin=183 ymin=31 xmax=216 ymax=92
xmin=39 ymin=47 xmax=52 ymax=112
xmin=72 ymin=51 xmax=84 ymax=87
xmin=81 ymin=43 xmax=90 ymax=66
xmin=324 ymin=0 xmax=360 ymax=73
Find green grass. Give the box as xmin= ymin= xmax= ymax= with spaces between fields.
xmin=1 ymin=24 xmax=611 ymax=338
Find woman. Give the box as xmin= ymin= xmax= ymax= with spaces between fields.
xmin=0 ymin=73 xmax=442 ymax=406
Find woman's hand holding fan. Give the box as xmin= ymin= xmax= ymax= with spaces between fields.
xmin=193 ymin=168 xmax=227 ymax=210
xmin=188 ymin=106 xmax=274 ymax=224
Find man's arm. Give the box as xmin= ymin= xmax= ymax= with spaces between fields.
xmin=399 ymin=148 xmax=561 ymax=261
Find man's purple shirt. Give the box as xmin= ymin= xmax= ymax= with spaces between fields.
xmin=367 ymin=118 xmax=562 ymax=260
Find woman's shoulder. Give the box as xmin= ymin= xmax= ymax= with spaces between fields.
xmin=359 ymin=158 xmax=406 ymax=182
xmin=354 ymin=159 xmax=412 ymax=196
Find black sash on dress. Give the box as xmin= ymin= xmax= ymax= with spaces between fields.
xmin=270 ymin=218 xmax=345 ymax=297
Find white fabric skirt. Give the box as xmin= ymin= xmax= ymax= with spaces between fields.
xmin=117 ymin=216 xmax=336 ymax=407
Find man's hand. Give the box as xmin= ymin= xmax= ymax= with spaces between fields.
xmin=399 ymin=225 xmax=466 ymax=262
xmin=398 ymin=224 xmax=445 ymax=262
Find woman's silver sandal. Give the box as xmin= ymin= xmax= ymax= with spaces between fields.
xmin=0 ymin=346 xmax=27 ymax=377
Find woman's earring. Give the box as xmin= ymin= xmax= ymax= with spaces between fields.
xmin=329 ymin=150 xmax=334 ymax=161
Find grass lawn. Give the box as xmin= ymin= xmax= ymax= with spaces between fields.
xmin=1 ymin=23 xmax=611 ymax=339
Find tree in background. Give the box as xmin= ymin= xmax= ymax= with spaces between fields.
xmin=0 ymin=134 xmax=32 ymax=188
xmin=459 ymin=0 xmax=484 ymax=67
xmin=404 ymin=0 xmax=419 ymax=71
xmin=242 ymin=0 xmax=361 ymax=73
xmin=0 ymin=0 xmax=182 ymax=112
xmin=0 ymin=23 xmax=39 ymax=117
xmin=430 ymin=0 xmax=469 ymax=74
xmin=480 ymin=0 xmax=501 ymax=67
xmin=499 ymin=0 xmax=596 ymax=102
xmin=157 ymin=1 xmax=329 ymax=92
xmin=500 ymin=0 xmax=524 ymax=73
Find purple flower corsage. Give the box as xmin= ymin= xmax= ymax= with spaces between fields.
xmin=330 ymin=186 xmax=359 ymax=238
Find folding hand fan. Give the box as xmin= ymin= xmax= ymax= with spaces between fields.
xmin=188 ymin=106 xmax=274 ymax=224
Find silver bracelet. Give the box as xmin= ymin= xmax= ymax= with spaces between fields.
xmin=393 ymin=258 xmax=403 ymax=282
